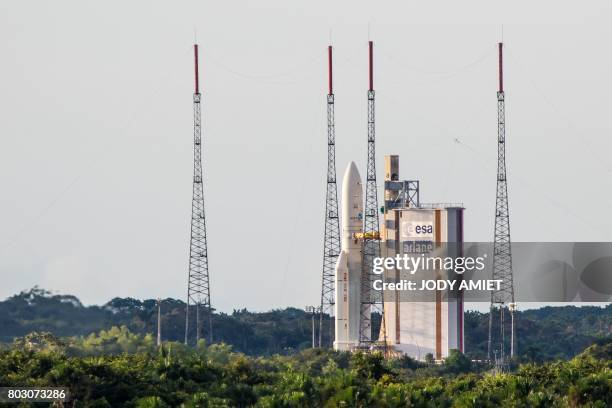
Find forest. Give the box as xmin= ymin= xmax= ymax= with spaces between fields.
xmin=1 ymin=288 xmax=610 ymax=360
xmin=0 ymin=331 xmax=610 ymax=407
xmin=0 ymin=288 xmax=610 ymax=406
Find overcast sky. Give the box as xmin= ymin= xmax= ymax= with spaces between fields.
xmin=1 ymin=1 xmax=612 ymax=312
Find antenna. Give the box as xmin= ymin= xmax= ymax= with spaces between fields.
xmin=328 ymin=45 xmax=333 ymax=94
xmin=319 ymin=43 xmax=341 ymax=348
xmin=498 ymin=42 xmax=503 ymax=93
xmin=369 ymin=41 xmax=374 ymax=91
xmin=194 ymin=44 xmax=200 ymax=95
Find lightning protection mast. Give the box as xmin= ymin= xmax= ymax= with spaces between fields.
xmin=488 ymin=42 xmax=516 ymax=363
xmin=360 ymin=40 xmax=383 ymax=346
xmin=319 ymin=44 xmax=341 ymax=348
xmin=185 ymin=43 xmax=213 ymax=346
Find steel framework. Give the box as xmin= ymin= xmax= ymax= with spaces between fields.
xmin=488 ymin=42 xmax=516 ymax=361
xmin=360 ymin=41 xmax=384 ymax=345
xmin=384 ymin=180 xmax=420 ymax=209
xmin=185 ymin=44 xmax=213 ymax=346
xmin=319 ymin=45 xmax=341 ymax=348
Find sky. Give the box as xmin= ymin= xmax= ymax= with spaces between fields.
xmin=1 ymin=1 xmax=612 ymax=312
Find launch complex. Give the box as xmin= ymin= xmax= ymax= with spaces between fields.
xmin=333 ymin=156 xmax=465 ymax=361
xmin=321 ymin=41 xmax=514 ymax=362
xmin=181 ymin=38 xmax=515 ymax=363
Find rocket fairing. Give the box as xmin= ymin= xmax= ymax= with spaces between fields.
xmin=334 ymin=162 xmax=363 ymax=351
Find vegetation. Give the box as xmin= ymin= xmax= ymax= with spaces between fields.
xmin=0 ymin=289 xmax=610 ymax=406
xmin=2 ymin=288 xmax=610 ymax=360
xmin=0 ymin=332 xmax=610 ymax=407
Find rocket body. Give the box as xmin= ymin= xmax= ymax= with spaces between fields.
xmin=334 ymin=162 xmax=363 ymax=351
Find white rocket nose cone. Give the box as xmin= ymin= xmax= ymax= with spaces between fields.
xmin=341 ymin=161 xmax=363 ymax=248
xmin=343 ymin=161 xmax=362 ymax=187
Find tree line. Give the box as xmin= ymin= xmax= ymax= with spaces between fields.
xmin=1 ymin=288 xmax=610 ymax=360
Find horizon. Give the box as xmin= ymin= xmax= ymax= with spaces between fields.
xmin=4 ymin=286 xmax=609 ymax=315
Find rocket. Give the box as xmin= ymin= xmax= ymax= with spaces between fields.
xmin=334 ymin=161 xmax=363 ymax=351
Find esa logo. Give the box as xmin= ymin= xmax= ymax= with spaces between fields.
xmin=401 ymin=221 xmax=434 ymax=239
xmin=412 ymin=224 xmax=433 ymax=234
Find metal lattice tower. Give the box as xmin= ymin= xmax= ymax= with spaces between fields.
xmin=360 ymin=41 xmax=383 ymax=345
xmin=488 ymin=42 xmax=516 ymax=361
xmin=185 ymin=43 xmax=213 ymax=346
xmin=319 ymin=45 xmax=341 ymax=348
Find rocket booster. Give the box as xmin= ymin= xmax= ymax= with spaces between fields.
xmin=334 ymin=161 xmax=363 ymax=351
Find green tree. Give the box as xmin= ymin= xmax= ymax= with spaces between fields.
xmin=445 ymin=349 xmax=472 ymax=373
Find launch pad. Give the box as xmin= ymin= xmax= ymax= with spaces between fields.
xmin=334 ymin=155 xmax=465 ymax=361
